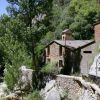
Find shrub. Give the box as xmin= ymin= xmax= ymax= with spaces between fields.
xmin=41 ymin=62 xmax=59 ymax=75
xmin=61 ymin=90 xmax=69 ymax=100
xmin=0 ymin=34 xmax=32 ymax=90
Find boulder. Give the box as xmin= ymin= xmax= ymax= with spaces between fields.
xmin=89 ymin=53 xmax=100 ymax=77
xmin=16 ymin=66 xmax=33 ymax=91
xmin=41 ymin=80 xmax=61 ymax=100
xmin=0 ymin=82 xmax=8 ymax=98
xmin=45 ymin=87 xmax=61 ymax=100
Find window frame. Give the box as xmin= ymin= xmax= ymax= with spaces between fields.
xmin=59 ymin=45 xmax=62 ymax=56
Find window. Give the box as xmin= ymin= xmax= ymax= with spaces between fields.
xmin=47 ymin=46 xmax=50 ymax=56
xmin=59 ymin=60 xmax=63 ymax=67
xmin=83 ymin=51 xmax=92 ymax=53
xmin=59 ymin=45 xmax=62 ymax=56
xmin=62 ymin=36 xmax=65 ymax=40
xmin=47 ymin=58 xmax=50 ymax=63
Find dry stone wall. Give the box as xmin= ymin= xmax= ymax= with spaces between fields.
xmin=56 ymin=75 xmax=100 ymax=100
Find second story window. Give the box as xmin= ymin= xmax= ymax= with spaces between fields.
xmin=83 ymin=51 xmax=92 ymax=53
xmin=59 ymin=45 xmax=62 ymax=56
xmin=47 ymin=46 xmax=50 ymax=56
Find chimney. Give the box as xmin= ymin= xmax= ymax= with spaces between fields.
xmin=94 ymin=21 xmax=100 ymax=43
xmin=62 ymin=29 xmax=73 ymax=40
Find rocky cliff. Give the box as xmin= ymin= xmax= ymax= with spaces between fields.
xmin=41 ymin=75 xmax=100 ymax=100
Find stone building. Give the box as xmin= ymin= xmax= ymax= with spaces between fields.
xmin=44 ymin=22 xmax=100 ymax=76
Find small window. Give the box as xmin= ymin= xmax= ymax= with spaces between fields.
xmin=83 ymin=51 xmax=92 ymax=53
xmin=59 ymin=60 xmax=63 ymax=67
xmin=47 ymin=46 xmax=50 ymax=56
xmin=59 ymin=45 xmax=62 ymax=56
xmin=99 ymin=67 xmax=100 ymax=71
xmin=63 ymin=36 xmax=65 ymax=40
xmin=47 ymin=58 xmax=50 ymax=63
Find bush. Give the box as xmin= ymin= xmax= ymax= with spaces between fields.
xmin=61 ymin=90 xmax=69 ymax=100
xmin=25 ymin=91 xmax=42 ymax=100
xmin=0 ymin=34 xmax=32 ymax=90
xmin=41 ymin=62 xmax=59 ymax=75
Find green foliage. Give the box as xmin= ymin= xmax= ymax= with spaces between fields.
xmin=41 ymin=62 xmax=59 ymax=74
xmin=61 ymin=90 xmax=69 ymax=100
xmin=25 ymin=90 xmax=42 ymax=100
xmin=52 ymin=0 xmax=100 ymax=39
xmin=35 ymin=31 xmax=54 ymax=56
xmin=0 ymin=0 xmax=100 ymax=92
xmin=0 ymin=0 xmax=53 ymax=90
xmin=0 ymin=34 xmax=32 ymax=90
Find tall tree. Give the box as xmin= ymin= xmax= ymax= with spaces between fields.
xmin=52 ymin=0 xmax=100 ymax=39
xmin=6 ymin=0 xmax=53 ymax=68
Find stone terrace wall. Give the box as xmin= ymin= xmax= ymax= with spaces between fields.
xmin=56 ymin=75 xmax=100 ymax=100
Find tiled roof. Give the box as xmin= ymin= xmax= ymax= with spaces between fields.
xmin=54 ymin=40 xmax=95 ymax=49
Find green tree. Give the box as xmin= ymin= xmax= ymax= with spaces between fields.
xmin=0 ymin=0 xmax=53 ymax=90
xmin=0 ymin=33 xmax=32 ymax=90
xmin=6 ymin=0 xmax=53 ymax=68
xmin=52 ymin=0 xmax=100 ymax=39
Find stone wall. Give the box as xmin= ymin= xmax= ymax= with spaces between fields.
xmin=45 ymin=42 xmax=65 ymax=66
xmin=80 ymin=44 xmax=96 ymax=76
xmin=56 ymin=75 xmax=100 ymax=100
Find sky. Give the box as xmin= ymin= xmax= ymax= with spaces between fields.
xmin=0 ymin=0 xmax=9 ymax=15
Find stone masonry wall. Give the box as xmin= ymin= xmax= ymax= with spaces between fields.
xmin=46 ymin=42 xmax=65 ymax=65
xmin=80 ymin=44 xmax=96 ymax=76
xmin=56 ymin=75 xmax=100 ymax=100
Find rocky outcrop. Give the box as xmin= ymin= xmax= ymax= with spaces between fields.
xmin=41 ymin=75 xmax=100 ymax=100
xmin=40 ymin=80 xmax=61 ymax=100
xmin=16 ymin=66 xmax=33 ymax=91
xmin=0 ymin=66 xmax=34 ymax=100
xmin=89 ymin=53 xmax=100 ymax=77
xmin=0 ymin=82 xmax=8 ymax=99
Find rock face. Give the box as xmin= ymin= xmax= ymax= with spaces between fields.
xmin=41 ymin=75 xmax=100 ymax=100
xmin=89 ymin=53 xmax=100 ymax=77
xmin=0 ymin=82 xmax=8 ymax=98
xmin=56 ymin=75 xmax=100 ymax=100
xmin=41 ymin=80 xmax=61 ymax=100
xmin=17 ymin=66 xmax=33 ymax=91
xmin=45 ymin=87 xmax=60 ymax=100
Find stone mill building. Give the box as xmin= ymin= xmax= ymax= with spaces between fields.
xmin=44 ymin=22 xmax=100 ymax=76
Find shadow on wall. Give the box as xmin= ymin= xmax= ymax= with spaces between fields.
xmin=61 ymin=49 xmax=82 ymax=75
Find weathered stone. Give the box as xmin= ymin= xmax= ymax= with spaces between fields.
xmin=56 ymin=75 xmax=100 ymax=100
xmin=45 ymin=87 xmax=61 ymax=100
xmin=17 ymin=66 xmax=33 ymax=91
xmin=0 ymin=82 xmax=8 ymax=99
